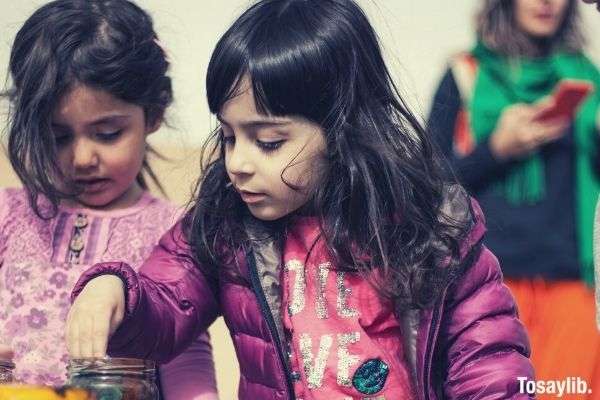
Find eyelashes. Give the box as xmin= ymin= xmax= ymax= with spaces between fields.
xmin=222 ymin=134 xmax=285 ymax=153
xmin=96 ymin=131 xmax=122 ymax=142
xmin=53 ymin=131 xmax=123 ymax=146
xmin=257 ymin=139 xmax=284 ymax=152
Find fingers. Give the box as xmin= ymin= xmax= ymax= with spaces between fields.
xmin=67 ymin=304 xmax=113 ymax=359
xmin=495 ymin=102 xmax=570 ymax=160
xmin=66 ymin=310 xmax=81 ymax=359
xmin=531 ymin=97 xmax=556 ymax=115
xmin=79 ymin=313 xmax=94 ymax=358
xmin=534 ymin=119 xmax=569 ymax=140
xmin=66 ymin=275 xmax=126 ymax=359
xmin=67 ymin=310 xmax=113 ymax=358
xmin=92 ymin=313 xmax=110 ymax=358
xmin=520 ymin=120 xmax=569 ymax=154
xmin=67 ymin=315 xmax=110 ymax=358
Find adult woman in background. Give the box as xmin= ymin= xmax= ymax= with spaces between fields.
xmin=428 ymin=0 xmax=600 ymax=396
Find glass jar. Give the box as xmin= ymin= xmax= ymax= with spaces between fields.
xmin=0 ymin=358 xmax=15 ymax=383
xmin=67 ymin=358 xmax=158 ymax=400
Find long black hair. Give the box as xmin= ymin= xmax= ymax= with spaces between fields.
xmin=4 ymin=0 xmax=172 ymax=218
xmin=185 ymin=0 xmax=469 ymax=310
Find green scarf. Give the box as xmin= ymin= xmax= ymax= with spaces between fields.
xmin=469 ymin=41 xmax=600 ymax=285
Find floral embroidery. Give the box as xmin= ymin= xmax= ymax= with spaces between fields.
xmin=49 ymin=272 xmax=68 ymax=289
xmin=26 ymin=308 xmax=48 ymax=329
xmin=10 ymin=294 xmax=24 ymax=308
xmin=4 ymin=315 xmax=28 ymax=337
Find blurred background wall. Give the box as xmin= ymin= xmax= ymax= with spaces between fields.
xmin=1 ymin=1 xmax=599 ymax=398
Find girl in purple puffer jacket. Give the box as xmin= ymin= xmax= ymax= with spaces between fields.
xmin=66 ymin=0 xmax=534 ymax=398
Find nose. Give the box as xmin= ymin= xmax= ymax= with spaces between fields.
xmin=226 ymin=140 xmax=255 ymax=176
xmin=71 ymin=137 xmax=99 ymax=171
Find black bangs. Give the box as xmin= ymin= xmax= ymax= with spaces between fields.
xmin=206 ymin=0 xmax=356 ymax=125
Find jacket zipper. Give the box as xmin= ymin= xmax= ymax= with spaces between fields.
xmin=423 ymin=289 xmax=446 ymax=400
xmin=423 ymin=240 xmax=483 ymax=400
xmin=247 ymin=249 xmax=296 ymax=399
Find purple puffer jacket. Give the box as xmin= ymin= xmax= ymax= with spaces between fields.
xmin=72 ymin=187 xmax=534 ymax=399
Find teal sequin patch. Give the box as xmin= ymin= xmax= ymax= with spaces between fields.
xmin=352 ymin=358 xmax=389 ymax=395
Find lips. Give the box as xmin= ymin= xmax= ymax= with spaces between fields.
xmin=535 ymin=11 xmax=555 ymax=20
xmin=237 ymin=189 xmax=267 ymax=204
xmin=75 ymin=178 xmax=110 ymax=193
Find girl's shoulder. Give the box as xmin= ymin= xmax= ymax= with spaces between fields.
xmin=0 ymin=186 xmax=29 ymax=204
xmin=438 ymin=184 xmax=487 ymax=264
xmin=92 ymin=193 xmax=184 ymax=265
xmin=438 ymin=184 xmax=480 ymax=243
xmin=446 ymin=51 xmax=479 ymax=104
xmin=0 ymin=187 xmax=33 ymax=225
xmin=0 ymin=188 xmax=41 ymax=245
xmin=117 ymin=191 xmax=183 ymax=232
xmin=138 ymin=191 xmax=179 ymax=212
xmin=439 ymin=184 xmax=473 ymax=225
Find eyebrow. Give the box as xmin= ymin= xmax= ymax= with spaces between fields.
xmin=216 ymin=115 xmax=292 ymax=130
xmin=52 ymin=114 xmax=131 ymax=129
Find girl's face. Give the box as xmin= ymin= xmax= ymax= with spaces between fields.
xmin=514 ymin=0 xmax=569 ymax=38
xmin=220 ymin=78 xmax=327 ymax=221
xmin=52 ymin=84 xmax=159 ymax=210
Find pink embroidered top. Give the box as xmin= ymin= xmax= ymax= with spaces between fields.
xmin=0 ymin=188 xmax=218 ymax=399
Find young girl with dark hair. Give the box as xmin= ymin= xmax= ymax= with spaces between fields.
xmin=428 ymin=0 xmax=600 ymax=396
xmin=67 ymin=0 xmax=533 ymax=398
xmin=0 ymin=1 xmax=217 ymax=398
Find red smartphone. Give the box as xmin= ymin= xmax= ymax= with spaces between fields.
xmin=535 ymin=79 xmax=594 ymax=122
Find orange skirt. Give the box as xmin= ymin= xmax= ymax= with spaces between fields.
xmin=506 ymin=278 xmax=600 ymax=399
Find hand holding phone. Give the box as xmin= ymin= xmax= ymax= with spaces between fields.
xmin=535 ymin=79 xmax=594 ymax=122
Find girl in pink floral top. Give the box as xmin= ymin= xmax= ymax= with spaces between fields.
xmin=0 ymin=0 xmax=217 ymax=399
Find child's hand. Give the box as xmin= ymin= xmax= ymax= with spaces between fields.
xmin=489 ymin=102 xmax=569 ymax=161
xmin=66 ymin=275 xmax=125 ymax=358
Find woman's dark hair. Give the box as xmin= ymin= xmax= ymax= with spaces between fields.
xmin=477 ymin=0 xmax=585 ymax=56
xmin=4 ymin=0 xmax=172 ymax=218
xmin=185 ymin=0 xmax=469 ymax=310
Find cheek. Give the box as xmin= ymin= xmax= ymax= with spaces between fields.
xmin=55 ymin=147 xmax=71 ymax=174
xmin=279 ymin=138 xmax=327 ymax=190
xmin=223 ymin=151 xmax=232 ymax=174
xmin=105 ymin=141 xmax=145 ymax=178
xmin=514 ymin=0 xmax=539 ymax=29
xmin=514 ymin=0 xmax=528 ymax=21
xmin=280 ymin=155 xmax=326 ymax=194
xmin=554 ymin=0 xmax=570 ymax=19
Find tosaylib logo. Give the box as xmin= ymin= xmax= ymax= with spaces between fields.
xmin=518 ymin=377 xmax=592 ymax=397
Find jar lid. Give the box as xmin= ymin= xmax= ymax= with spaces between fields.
xmin=68 ymin=357 xmax=155 ymax=378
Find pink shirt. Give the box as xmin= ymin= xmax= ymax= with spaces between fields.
xmin=0 ymin=188 xmax=218 ymax=399
xmin=282 ymin=217 xmax=415 ymax=399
